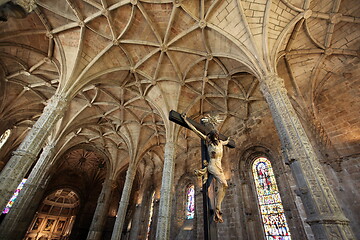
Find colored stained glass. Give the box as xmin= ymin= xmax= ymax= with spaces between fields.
xmin=2 ymin=178 xmax=27 ymax=214
xmin=185 ymin=185 xmax=195 ymax=219
xmin=252 ymin=158 xmax=291 ymax=240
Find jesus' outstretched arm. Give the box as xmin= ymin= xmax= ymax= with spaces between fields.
xmin=181 ymin=113 xmax=206 ymax=140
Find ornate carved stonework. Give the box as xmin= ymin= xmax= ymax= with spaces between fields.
xmin=0 ymin=142 xmax=57 ymax=239
xmin=0 ymin=94 xmax=69 ymax=212
xmin=260 ymin=75 xmax=355 ymax=239
xmin=111 ymin=161 xmax=137 ymax=240
xmin=156 ymin=141 xmax=176 ymax=240
xmin=87 ymin=178 xmax=116 ymax=240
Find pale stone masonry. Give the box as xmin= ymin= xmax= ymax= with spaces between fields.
xmin=0 ymin=0 xmax=359 ymax=239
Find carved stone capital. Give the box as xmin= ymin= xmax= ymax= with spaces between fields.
xmin=260 ymin=75 xmax=287 ymax=97
xmin=44 ymin=93 xmax=68 ymax=115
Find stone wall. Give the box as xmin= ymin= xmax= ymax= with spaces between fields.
xmin=323 ymin=153 xmax=360 ymax=239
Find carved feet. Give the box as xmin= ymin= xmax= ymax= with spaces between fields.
xmin=214 ymin=209 xmax=223 ymax=223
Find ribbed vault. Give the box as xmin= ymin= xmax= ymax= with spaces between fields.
xmin=0 ymin=0 xmax=359 ymax=188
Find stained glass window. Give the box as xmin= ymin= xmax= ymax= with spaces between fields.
xmin=2 ymin=178 xmax=27 ymax=214
xmin=252 ymin=157 xmax=291 ymax=240
xmin=185 ymin=184 xmax=195 ymax=219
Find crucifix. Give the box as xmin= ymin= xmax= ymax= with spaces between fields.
xmin=169 ymin=110 xmax=235 ymax=240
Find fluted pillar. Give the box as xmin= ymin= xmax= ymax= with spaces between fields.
xmin=111 ymin=162 xmax=137 ymax=240
xmin=260 ymin=75 xmax=354 ymax=239
xmin=87 ymin=177 xmax=116 ymax=240
xmin=0 ymin=142 xmax=57 ymax=240
xmin=155 ymin=140 xmax=176 ymax=240
xmin=0 ymin=93 xmax=68 ymax=211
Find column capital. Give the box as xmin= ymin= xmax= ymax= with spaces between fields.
xmin=37 ymin=94 xmax=69 ymax=125
xmin=44 ymin=93 xmax=68 ymax=113
xmin=259 ymin=75 xmax=287 ymax=96
xmin=262 ymin=74 xmax=284 ymax=84
xmin=260 ymin=74 xmax=285 ymax=94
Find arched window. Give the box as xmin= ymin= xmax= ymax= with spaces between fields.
xmin=252 ymin=157 xmax=291 ymax=240
xmin=0 ymin=129 xmax=11 ymax=150
xmin=185 ymin=184 xmax=195 ymax=219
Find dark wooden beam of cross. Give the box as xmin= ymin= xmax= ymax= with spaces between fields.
xmin=169 ymin=110 xmax=235 ymax=148
xmin=169 ymin=110 xmax=235 ymax=240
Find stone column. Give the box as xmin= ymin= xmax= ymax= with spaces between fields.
xmin=111 ymin=162 xmax=137 ymax=240
xmin=0 ymin=142 xmax=57 ymax=240
xmin=87 ymin=177 xmax=116 ymax=240
xmin=0 ymin=93 xmax=68 ymax=211
xmin=128 ymin=165 xmax=153 ymax=240
xmin=260 ymin=75 xmax=355 ymax=239
xmin=128 ymin=203 xmax=142 ymax=240
xmin=155 ymin=140 xmax=176 ymax=240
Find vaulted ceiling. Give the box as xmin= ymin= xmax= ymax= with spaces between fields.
xmin=1 ymin=0 xmax=359 ymax=181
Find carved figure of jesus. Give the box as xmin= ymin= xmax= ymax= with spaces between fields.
xmin=182 ymin=114 xmax=229 ymax=223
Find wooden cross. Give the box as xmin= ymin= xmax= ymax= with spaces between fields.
xmin=169 ymin=110 xmax=235 ymax=240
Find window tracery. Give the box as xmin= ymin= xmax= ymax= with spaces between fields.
xmin=252 ymin=157 xmax=291 ymax=240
